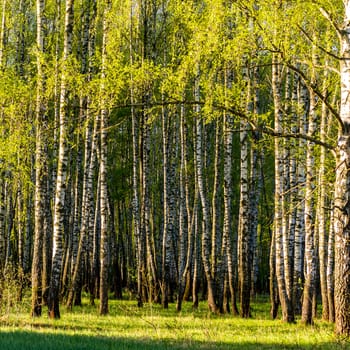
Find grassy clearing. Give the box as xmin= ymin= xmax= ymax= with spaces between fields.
xmin=0 ymin=296 xmax=348 ymax=350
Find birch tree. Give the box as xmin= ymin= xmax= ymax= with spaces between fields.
xmin=301 ymin=64 xmax=317 ymax=325
xmin=334 ymin=0 xmax=350 ymax=336
xmin=48 ymin=0 xmax=74 ymax=319
xmin=99 ymin=0 xmax=111 ymax=316
xmin=31 ymin=0 xmax=47 ymax=318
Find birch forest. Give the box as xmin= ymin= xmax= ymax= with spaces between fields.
xmin=1 ymin=0 xmax=350 ymax=338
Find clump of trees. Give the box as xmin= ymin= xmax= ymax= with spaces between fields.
xmin=0 ymin=0 xmax=350 ymax=337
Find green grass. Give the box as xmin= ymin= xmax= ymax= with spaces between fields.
xmin=0 ymin=295 xmax=348 ymax=350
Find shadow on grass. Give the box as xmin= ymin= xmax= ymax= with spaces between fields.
xmin=0 ymin=330 xmax=346 ymax=350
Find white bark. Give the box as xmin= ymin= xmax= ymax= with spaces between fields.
xmin=302 ymin=67 xmax=317 ymax=325
xmin=31 ymin=0 xmax=46 ymax=317
xmin=272 ymin=54 xmax=294 ymax=322
xmin=334 ymin=1 xmax=350 ymax=335
xmin=194 ymin=70 xmax=217 ymax=313
xmin=99 ymin=0 xmax=110 ymax=315
xmin=48 ymin=0 xmax=74 ymax=319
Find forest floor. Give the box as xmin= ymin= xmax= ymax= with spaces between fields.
xmin=0 ymin=293 xmax=348 ymax=350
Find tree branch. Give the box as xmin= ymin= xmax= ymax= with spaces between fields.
xmin=310 ymin=2 xmax=343 ymax=39
xmin=107 ymin=99 xmax=336 ymax=152
xmin=297 ymin=24 xmax=341 ymax=61
xmin=283 ymin=61 xmax=344 ymax=132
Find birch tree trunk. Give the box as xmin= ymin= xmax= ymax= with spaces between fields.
xmin=48 ymin=0 xmax=74 ymax=319
xmin=161 ymin=103 xmax=171 ymax=309
xmin=318 ymin=71 xmax=329 ymax=321
xmin=99 ymin=0 xmax=110 ymax=316
xmin=222 ymin=109 xmax=238 ymax=315
xmin=327 ymin=204 xmax=335 ymax=323
xmin=176 ymin=104 xmax=189 ymax=312
xmin=130 ymin=2 xmax=143 ymax=307
xmin=334 ymin=2 xmax=350 ymax=335
xmin=293 ymin=78 xmax=308 ymax=315
xmin=140 ymin=0 xmax=158 ymax=303
xmin=66 ymin=0 xmax=95 ymax=310
xmin=194 ymin=73 xmax=218 ymax=313
xmin=238 ymin=116 xmax=251 ymax=318
xmin=281 ymin=69 xmax=292 ymax=307
xmin=301 ymin=72 xmax=317 ymax=326
xmin=211 ymin=119 xmax=222 ymax=310
xmin=272 ymin=54 xmax=294 ymax=323
xmin=31 ymin=0 xmax=46 ymax=318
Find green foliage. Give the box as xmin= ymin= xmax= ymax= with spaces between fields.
xmin=0 ymin=70 xmax=33 ymax=185
xmin=0 ymin=264 xmax=29 ymax=318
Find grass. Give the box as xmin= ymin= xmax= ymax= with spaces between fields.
xmin=0 ymin=294 xmax=349 ymax=350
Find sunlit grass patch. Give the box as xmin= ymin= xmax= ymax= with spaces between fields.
xmin=0 ymin=296 xmax=346 ymax=349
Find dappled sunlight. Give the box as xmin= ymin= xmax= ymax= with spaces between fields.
xmin=0 ymin=299 xmax=344 ymax=350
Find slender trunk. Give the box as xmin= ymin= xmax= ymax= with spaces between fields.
xmin=176 ymin=104 xmax=188 ymax=312
xmin=282 ymin=69 xmax=292 ymax=305
xmin=192 ymin=206 xmax=200 ymax=310
xmin=269 ymin=229 xmax=279 ymax=319
xmin=239 ymin=61 xmax=253 ymax=318
xmin=318 ymin=72 xmax=329 ymax=322
xmin=301 ymin=69 xmax=317 ymax=325
xmin=327 ymin=205 xmax=335 ymax=322
xmin=99 ymin=0 xmax=110 ymax=315
xmin=238 ymin=115 xmax=251 ymax=318
xmin=31 ymin=0 xmax=46 ymax=318
xmin=90 ymin=171 xmax=100 ymax=305
xmin=211 ymin=119 xmax=221 ymax=287
xmin=48 ymin=0 xmax=74 ymax=319
xmin=223 ymin=107 xmax=238 ymax=315
xmin=293 ymin=78 xmax=308 ymax=315
xmin=272 ymin=54 xmax=294 ymax=323
xmin=66 ymin=0 xmax=95 ymax=310
xmin=161 ymin=102 xmax=170 ymax=309
xmin=130 ymin=3 xmax=143 ymax=307
xmin=194 ymin=73 xmax=218 ymax=313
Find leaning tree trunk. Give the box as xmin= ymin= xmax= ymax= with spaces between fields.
xmin=48 ymin=0 xmax=74 ymax=319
